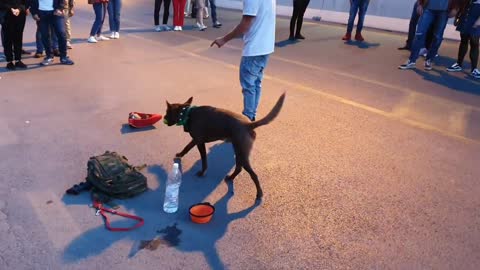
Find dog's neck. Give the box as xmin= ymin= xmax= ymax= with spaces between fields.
xmin=177 ymin=106 xmax=197 ymax=129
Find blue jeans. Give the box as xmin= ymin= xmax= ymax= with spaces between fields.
xmin=38 ymin=10 xmax=67 ymax=58
xmin=90 ymin=3 xmax=108 ymax=36
xmin=240 ymin=55 xmax=270 ymax=120
xmin=347 ymin=0 xmax=370 ymax=33
xmin=409 ymin=9 xmax=448 ymax=62
xmin=208 ymin=0 xmax=217 ymax=23
xmin=108 ymin=0 xmax=122 ymax=32
xmin=36 ymin=21 xmax=58 ymax=54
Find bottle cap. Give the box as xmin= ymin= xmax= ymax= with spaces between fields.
xmin=173 ymin=163 xmax=179 ymax=170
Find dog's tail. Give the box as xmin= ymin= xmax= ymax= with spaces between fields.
xmin=249 ymin=92 xmax=286 ymax=129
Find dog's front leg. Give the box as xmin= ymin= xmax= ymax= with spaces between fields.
xmin=196 ymin=143 xmax=207 ymax=177
xmin=176 ymin=140 xmax=196 ymax=158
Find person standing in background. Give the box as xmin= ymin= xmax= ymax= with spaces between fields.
xmin=289 ymin=0 xmax=310 ymax=40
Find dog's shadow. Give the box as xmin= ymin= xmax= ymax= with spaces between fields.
xmin=62 ymin=142 xmax=259 ymax=270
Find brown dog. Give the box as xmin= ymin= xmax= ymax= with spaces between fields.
xmin=163 ymin=93 xmax=286 ymax=200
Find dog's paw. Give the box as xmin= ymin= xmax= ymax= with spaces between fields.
xmin=196 ymin=170 xmax=206 ymax=177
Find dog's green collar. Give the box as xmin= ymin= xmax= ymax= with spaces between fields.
xmin=176 ymin=106 xmax=197 ymax=127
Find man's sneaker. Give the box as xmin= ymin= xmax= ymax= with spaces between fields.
xmin=67 ymin=41 xmax=73 ymax=49
xmin=424 ymin=59 xmax=433 ymax=71
xmin=213 ymin=21 xmax=222 ymax=28
xmin=178 ymin=26 xmax=183 ymax=31
xmin=6 ymin=62 xmax=15 ymax=70
xmin=446 ymin=63 xmax=462 ymax=72
xmin=96 ymin=35 xmax=110 ymax=41
xmin=60 ymin=57 xmax=74 ymax=65
xmin=53 ymin=49 xmax=61 ymax=57
xmin=15 ymin=60 xmax=27 ymax=69
xmin=41 ymin=57 xmax=54 ymax=66
xmin=472 ymin=69 xmax=480 ymax=79
xmin=109 ymin=32 xmax=116 ymax=39
xmin=162 ymin=25 xmax=172 ymax=31
xmin=342 ymin=32 xmax=351 ymax=41
xmin=115 ymin=32 xmax=120 ymax=39
xmin=398 ymin=60 xmax=416 ymax=70
xmin=88 ymin=36 xmax=97 ymax=43
xmin=155 ymin=25 xmax=163 ymax=32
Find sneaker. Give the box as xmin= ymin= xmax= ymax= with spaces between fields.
xmin=472 ymin=69 xmax=480 ymax=79
xmin=67 ymin=41 xmax=73 ymax=49
xmin=424 ymin=59 xmax=433 ymax=71
xmin=109 ymin=32 xmax=116 ymax=39
xmin=115 ymin=32 xmax=120 ymax=39
xmin=34 ymin=52 xmax=44 ymax=58
xmin=446 ymin=63 xmax=462 ymax=72
xmin=53 ymin=49 xmax=61 ymax=57
xmin=295 ymin=34 xmax=305 ymax=40
xmin=179 ymin=26 xmax=183 ymax=31
xmin=354 ymin=32 xmax=364 ymax=42
xmin=162 ymin=25 xmax=172 ymax=31
xmin=60 ymin=57 xmax=74 ymax=65
xmin=196 ymin=23 xmax=207 ymax=31
xmin=41 ymin=57 xmax=54 ymax=66
xmin=88 ymin=36 xmax=98 ymax=43
xmin=342 ymin=32 xmax=351 ymax=41
xmin=155 ymin=25 xmax=163 ymax=32
xmin=96 ymin=35 xmax=110 ymax=41
xmin=15 ymin=60 xmax=27 ymax=69
xmin=173 ymin=26 xmax=179 ymax=31
xmin=6 ymin=62 xmax=15 ymax=70
xmin=213 ymin=21 xmax=222 ymax=28
xmin=398 ymin=60 xmax=416 ymax=70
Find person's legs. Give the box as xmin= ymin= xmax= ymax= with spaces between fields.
xmin=470 ymin=35 xmax=479 ymax=72
xmin=13 ymin=12 xmax=26 ymax=62
xmin=39 ymin=11 xmax=54 ymax=59
xmin=295 ymin=0 xmax=310 ymax=38
xmin=90 ymin=3 xmax=103 ymax=36
xmin=208 ymin=0 xmax=218 ymax=25
xmin=409 ymin=10 xmax=435 ymax=63
xmin=403 ymin=1 xmax=420 ymax=49
xmin=426 ymin=10 xmax=448 ymax=61
xmin=356 ymin=0 xmax=370 ymax=34
xmin=240 ymin=55 xmax=269 ymax=121
xmin=290 ymin=0 xmax=300 ymax=39
xmin=346 ymin=0 xmax=359 ymax=34
xmin=52 ymin=12 xmax=67 ymax=59
xmin=35 ymin=21 xmax=44 ymax=54
xmin=64 ymin=8 xmax=72 ymax=44
xmin=3 ymin=14 xmax=14 ymax=63
xmin=163 ymin=0 xmax=171 ymax=25
xmin=196 ymin=0 xmax=205 ymax=28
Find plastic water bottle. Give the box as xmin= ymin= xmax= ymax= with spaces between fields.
xmin=163 ymin=162 xmax=182 ymax=213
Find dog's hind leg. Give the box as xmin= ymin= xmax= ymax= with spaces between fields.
xmin=176 ymin=140 xmax=196 ymax=158
xmin=225 ymin=147 xmax=243 ymax=182
xmin=243 ymin=161 xmax=263 ymax=201
xmin=196 ymin=143 xmax=208 ymax=177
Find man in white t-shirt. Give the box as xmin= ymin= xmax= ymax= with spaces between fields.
xmin=211 ymin=0 xmax=276 ymax=121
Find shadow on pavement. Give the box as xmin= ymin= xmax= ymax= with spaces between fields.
xmin=344 ymin=40 xmax=381 ymax=49
xmin=414 ymin=68 xmax=480 ymax=95
xmin=62 ymin=142 xmax=259 ymax=270
xmin=120 ymin=123 xmax=157 ymax=134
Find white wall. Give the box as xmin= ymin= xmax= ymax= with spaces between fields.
xmin=216 ymin=0 xmax=459 ymax=40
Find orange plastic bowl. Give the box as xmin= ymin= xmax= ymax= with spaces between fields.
xmin=189 ymin=203 xmax=215 ymax=224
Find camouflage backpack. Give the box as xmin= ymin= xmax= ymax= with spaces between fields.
xmin=86 ymin=151 xmax=148 ymax=199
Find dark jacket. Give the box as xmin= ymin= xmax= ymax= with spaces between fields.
xmin=29 ymin=0 xmax=65 ymax=15
xmin=0 ymin=0 xmax=26 ymax=11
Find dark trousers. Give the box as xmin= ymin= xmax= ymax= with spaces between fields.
xmin=406 ymin=2 xmax=435 ymax=50
xmin=290 ymin=0 xmax=310 ymax=37
xmin=458 ymin=33 xmax=480 ymax=71
xmin=3 ymin=12 xmax=26 ymax=62
xmin=38 ymin=10 xmax=67 ymax=59
xmin=154 ymin=0 xmax=172 ymax=25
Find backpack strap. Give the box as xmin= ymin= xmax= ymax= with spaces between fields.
xmin=92 ymin=199 xmax=144 ymax=232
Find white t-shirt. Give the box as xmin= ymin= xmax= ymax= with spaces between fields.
xmin=242 ymin=0 xmax=276 ymax=57
xmin=39 ymin=0 xmax=55 ymax=11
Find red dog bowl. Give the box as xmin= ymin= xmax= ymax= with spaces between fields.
xmin=128 ymin=112 xmax=162 ymax=128
xmin=189 ymin=202 xmax=215 ymax=224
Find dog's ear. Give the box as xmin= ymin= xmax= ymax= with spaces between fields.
xmin=166 ymin=101 xmax=171 ymax=109
xmin=185 ymin=97 xmax=193 ymax=105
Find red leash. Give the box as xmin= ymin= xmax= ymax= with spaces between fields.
xmin=92 ymin=200 xmax=144 ymax=232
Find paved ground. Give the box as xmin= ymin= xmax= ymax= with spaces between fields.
xmin=1 ymin=2 xmax=480 ymax=270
